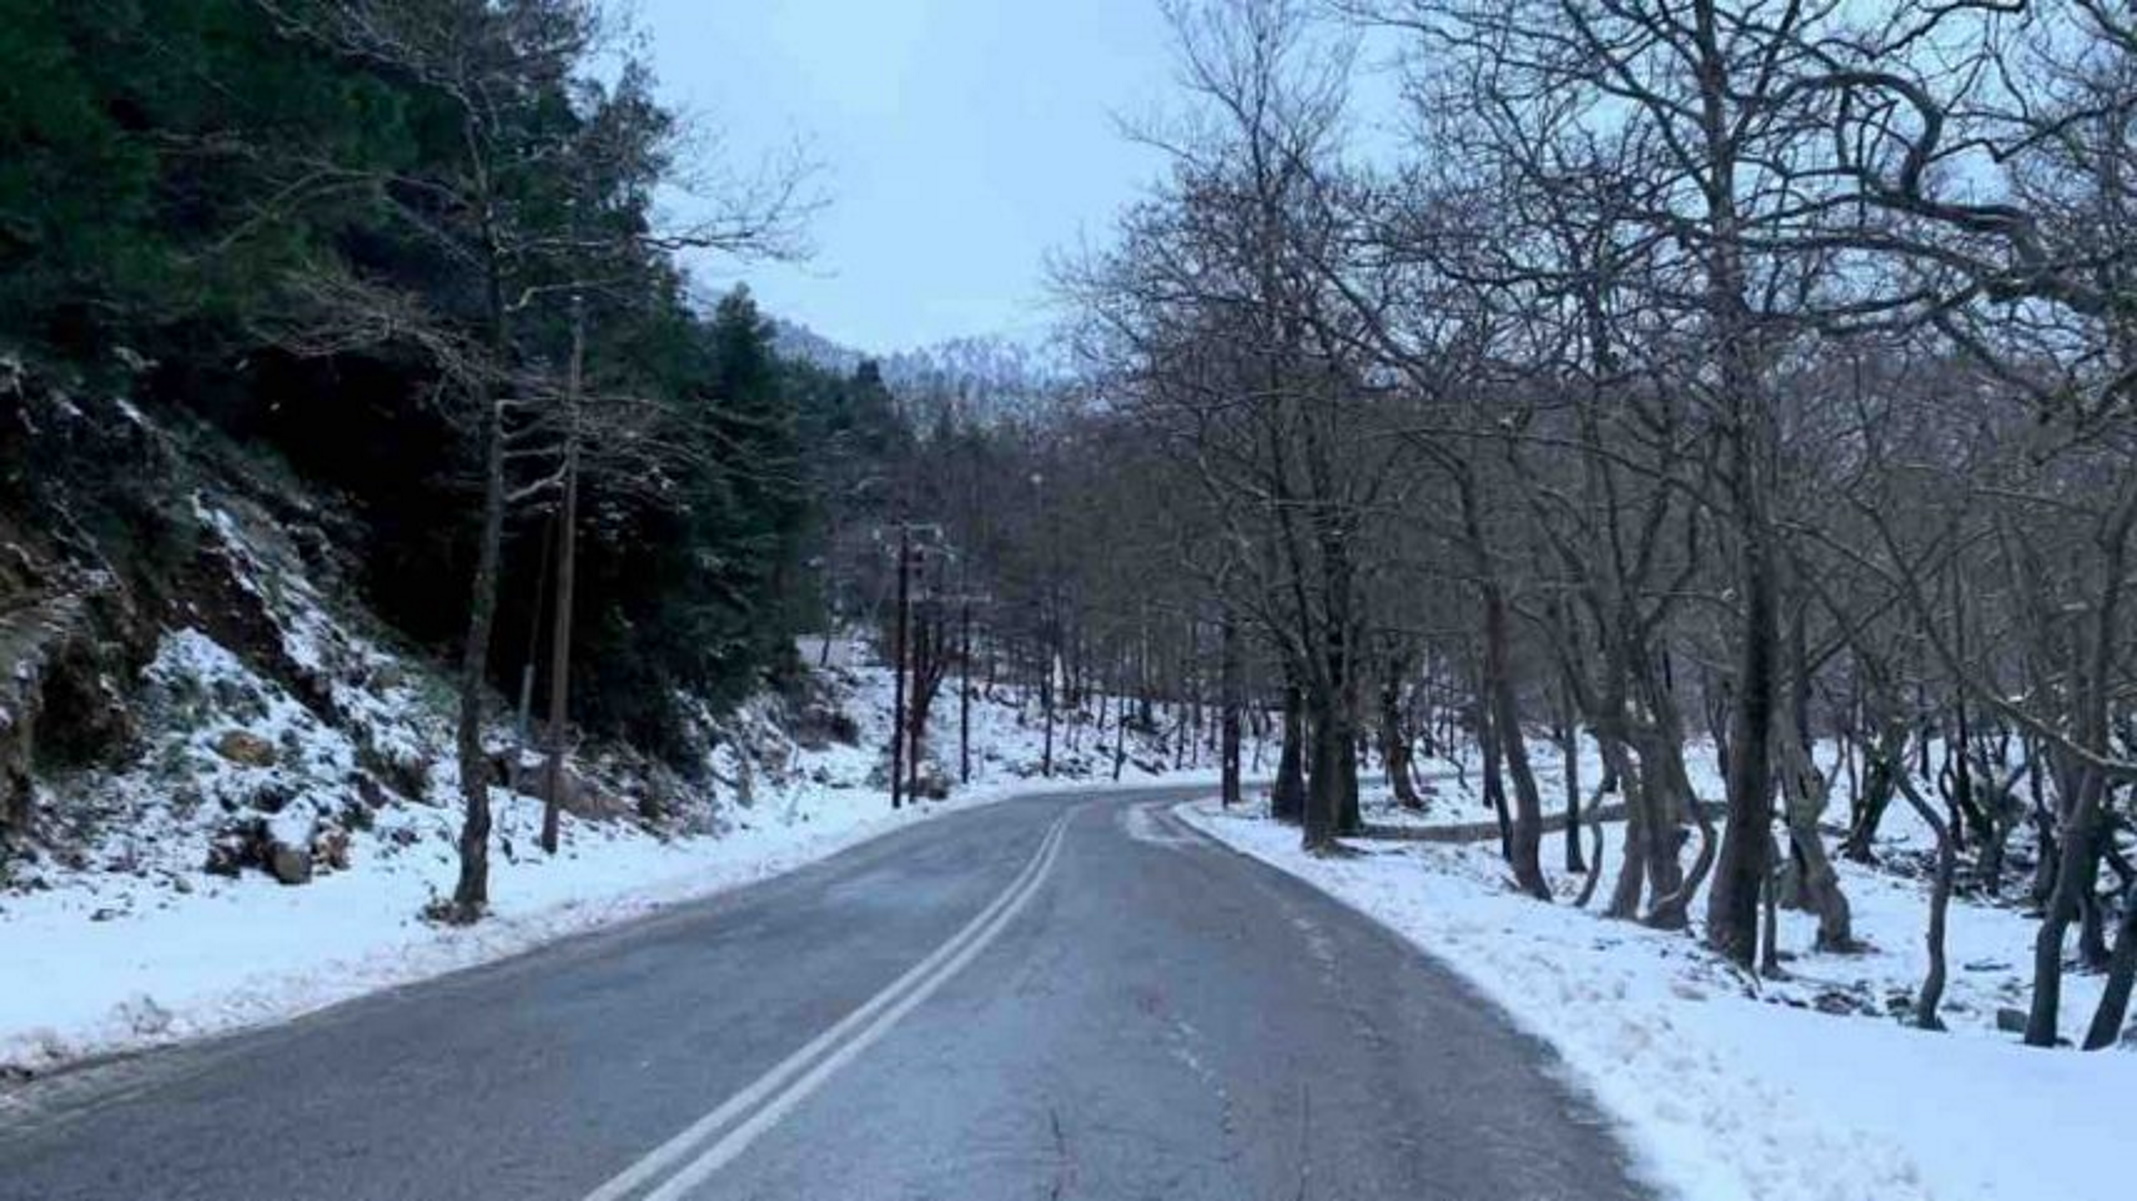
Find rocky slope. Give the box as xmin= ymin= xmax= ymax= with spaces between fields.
xmin=0 ymin=352 xmax=836 ymax=903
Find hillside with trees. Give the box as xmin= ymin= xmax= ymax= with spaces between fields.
xmin=10 ymin=0 xmax=2135 ymax=1050
xmin=2 ymin=4 xmax=2133 ymax=1200
xmin=0 ymin=0 xmax=955 ymax=915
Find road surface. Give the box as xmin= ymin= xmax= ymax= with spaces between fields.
xmin=0 ymin=786 xmax=1653 ymax=1200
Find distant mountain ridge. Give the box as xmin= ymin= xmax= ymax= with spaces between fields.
xmin=769 ymin=319 xmax=1075 ymax=424
xmin=768 ymin=319 xmax=868 ymax=376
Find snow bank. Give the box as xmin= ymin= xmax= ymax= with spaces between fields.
xmin=3 ymin=484 xmax=1224 ymax=1076
xmin=1178 ymin=802 xmax=2134 ymax=1201
xmin=1 ymin=632 xmax=1210 ymax=1077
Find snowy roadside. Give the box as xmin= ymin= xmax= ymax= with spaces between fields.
xmin=1177 ymin=800 xmax=2135 ymax=1201
xmin=3 ymin=767 xmax=1220 ymax=1080
xmin=2 ymin=631 xmax=1221 ymax=1080
xmin=1 ymin=412 xmax=1231 ymax=1078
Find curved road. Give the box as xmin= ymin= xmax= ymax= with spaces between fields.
xmin=0 ymin=787 xmax=1652 ymax=1200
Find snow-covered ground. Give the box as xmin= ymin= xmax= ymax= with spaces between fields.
xmin=1359 ymin=730 xmax=1653 ymax=831
xmin=2 ymin=473 xmax=1224 ymax=1078
xmin=13 ymin=478 xmax=2119 ymax=1201
xmin=1180 ymin=778 xmax=2134 ymax=1201
xmin=1 ymin=663 xmax=1213 ymax=1076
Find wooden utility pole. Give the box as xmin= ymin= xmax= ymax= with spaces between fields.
xmin=1221 ymin=613 xmax=1242 ymax=808
xmin=938 ymin=586 xmax=987 ymax=786
xmin=889 ymin=526 xmax=911 ymax=810
xmin=1041 ymin=651 xmax=1055 ymax=778
xmin=540 ymin=296 xmax=585 ymax=854
xmin=907 ymin=601 xmax=923 ymax=806
xmin=510 ymin=508 xmax=556 ymax=797
xmin=907 ymin=554 xmax=947 ymax=804
xmin=960 ymin=596 xmax=973 ymax=784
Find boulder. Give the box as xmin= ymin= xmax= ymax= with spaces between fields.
xmin=914 ymin=767 xmax=952 ymax=801
xmin=353 ymin=772 xmax=389 ymax=811
xmin=264 ymin=807 xmax=316 ymax=885
xmin=205 ymin=809 xmax=319 ymax=884
xmin=204 ymin=831 xmax=249 ymax=877
xmin=0 ymin=586 xmax=146 ymax=839
xmin=268 ymin=842 xmax=313 ymax=885
xmin=561 ymin=767 xmax=629 ymax=818
xmin=311 ymin=824 xmax=351 ymax=872
xmin=213 ymin=729 xmax=278 ymax=768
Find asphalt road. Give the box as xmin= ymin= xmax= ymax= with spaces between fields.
xmin=0 ymin=786 xmax=1653 ymax=1201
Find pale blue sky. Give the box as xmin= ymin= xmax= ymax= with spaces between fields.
xmin=641 ymin=0 xmax=1179 ymax=354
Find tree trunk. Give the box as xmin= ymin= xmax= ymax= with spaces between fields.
xmin=1336 ymin=711 xmax=1362 ymax=836
xmin=1559 ymin=686 xmax=1585 ymax=873
xmin=1776 ymin=698 xmax=1854 ymax=951
xmin=1707 ymin=489 xmax=1780 ymax=967
xmin=1600 ymin=732 xmax=1648 ymax=920
xmin=449 ymin=388 xmax=507 ymax=920
xmin=1220 ymin=616 xmax=1242 ymax=808
xmin=1273 ymin=681 xmax=1307 ymax=823
xmin=2028 ymin=752 xmax=2058 ymax=907
xmin=1478 ymin=684 xmax=1513 ymax=860
xmin=1892 ymin=769 xmax=1954 ymax=1030
xmin=2083 ymin=888 xmax=2137 ymax=1049
xmin=1842 ymin=721 xmax=1903 ymax=862
xmin=1486 ymin=601 xmax=1551 ymax=899
xmin=1454 ymin=457 xmax=1547 ymax=897
xmin=2029 ymin=790 xmax=2105 ymax=1045
xmin=2028 ymin=492 xmax=2136 ymax=1045
xmin=446 ymin=194 xmax=522 ymax=923
xmin=1639 ymin=722 xmax=1712 ymax=930
xmin=1302 ymin=691 xmax=1350 ymax=852
xmin=1759 ymin=830 xmax=1783 ymax=978
xmin=1380 ymin=660 xmax=1422 ymax=810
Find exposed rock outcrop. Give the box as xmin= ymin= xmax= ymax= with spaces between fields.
xmin=0 ymin=585 xmax=147 ymax=846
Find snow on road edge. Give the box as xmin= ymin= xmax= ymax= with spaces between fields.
xmin=3 ymin=762 xmax=1219 ymax=1080
xmin=1176 ymin=800 xmax=2134 ymax=1201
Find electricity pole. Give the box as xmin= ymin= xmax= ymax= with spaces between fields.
xmin=960 ymin=594 xmax=973 ymax=784
xmin=938 ymin=587 xmax=989 ymax=786
xmin=890 ymin=526 xmax=911 ymax=810
xmin=540 ymin=294 xmax=585 ymax=854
